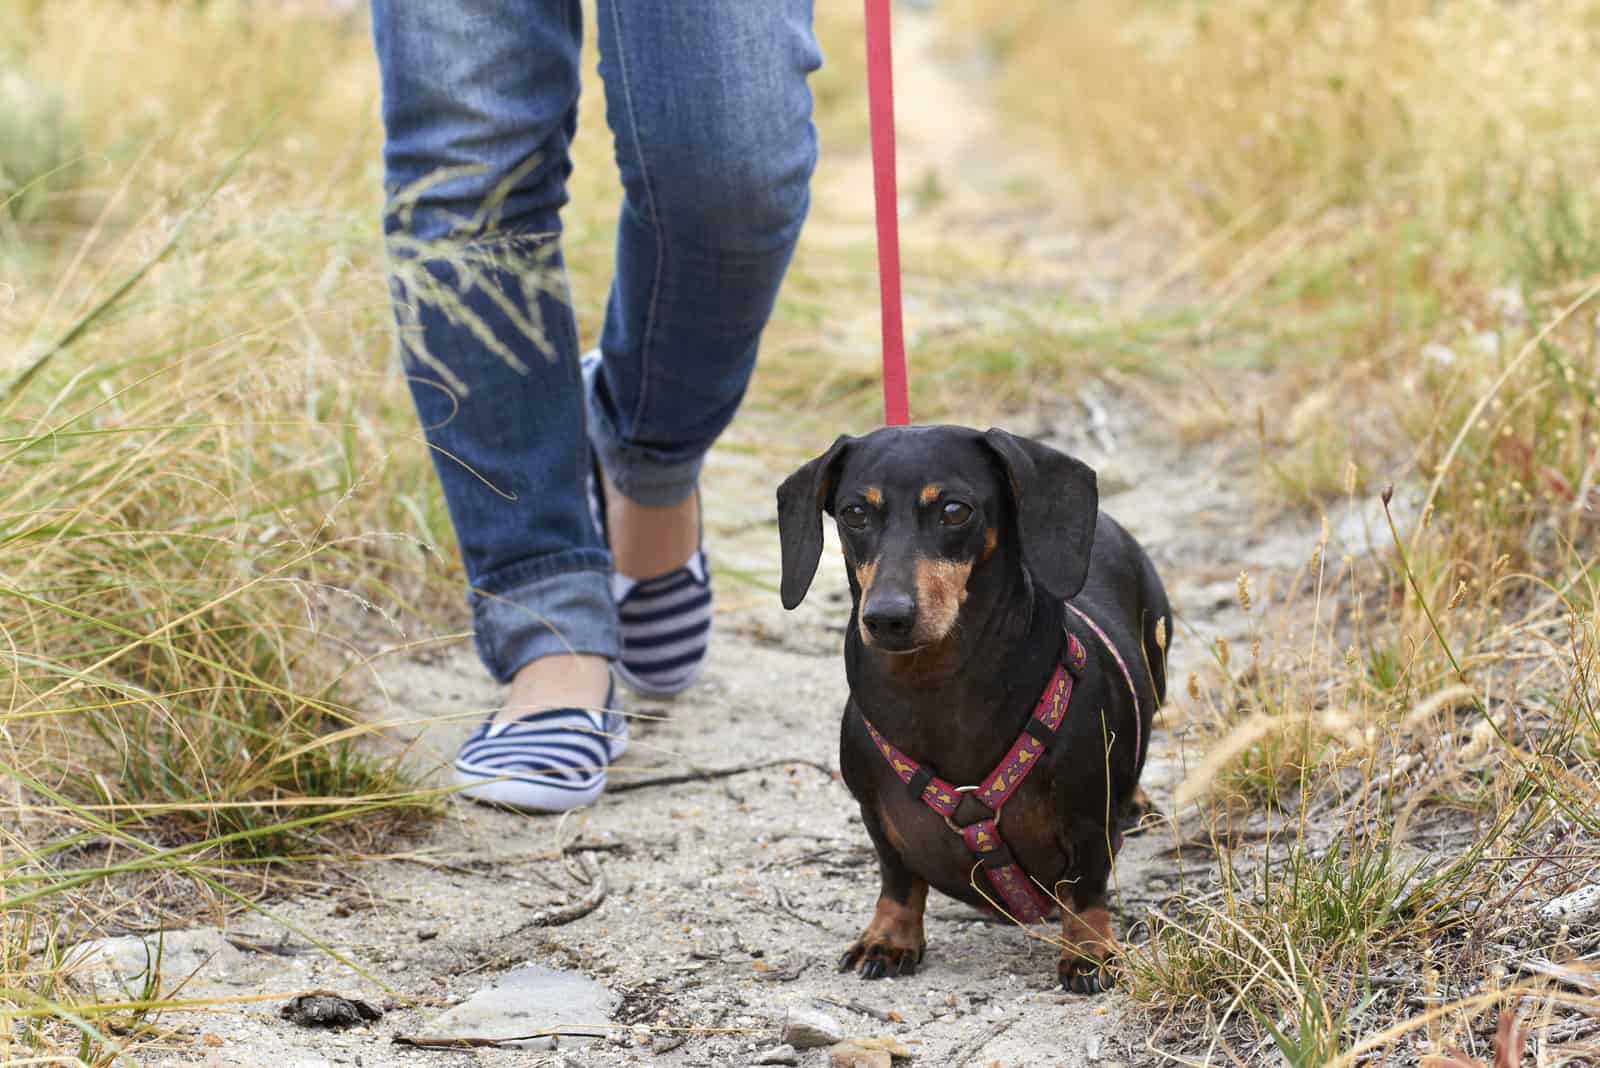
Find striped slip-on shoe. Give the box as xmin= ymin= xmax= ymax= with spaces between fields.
xmin=581 ymin=352 xmax=713 ymax=699
xmin=611 ymin=551 xmax=712 ymax=698
xmin=453 ymin=686 xmax=629 ymax=812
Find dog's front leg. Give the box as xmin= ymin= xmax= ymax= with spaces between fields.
xmin=1057 ymin=830 xmax=1119 ymax=994
xmin=839 ymin=806 xmax=928 ymax=979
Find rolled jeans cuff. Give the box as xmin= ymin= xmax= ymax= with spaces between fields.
xmin=585 ymin=372 xmax=704 ymax=509
xmin=469 ymin=549 xmax=620 ymax=682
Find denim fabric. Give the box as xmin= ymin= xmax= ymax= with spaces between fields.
xmin=371 ymin=0 xmax=819 ymax=681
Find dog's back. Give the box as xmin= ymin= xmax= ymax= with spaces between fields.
xmin=1074 ymin=513 xmax=1171 ymax=762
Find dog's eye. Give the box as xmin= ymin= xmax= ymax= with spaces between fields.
xmin=839 ymin=504 xmax=869 ymax=530
xmin=941 ymin=501 xmax=974 ymax=526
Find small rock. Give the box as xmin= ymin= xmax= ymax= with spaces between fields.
xmin=63 ymin=928 xmax=263 ymax=999
xmin=754 ymin=1044 xmax=801 ymax=1066
xmin=782 ymin=1006 xmax=844 ymax=1049
xmin=846 ymin=1036 xmax=911 ymax=1059
xmin=830 ymin=1041 xmax=892 ymax=1068
xmin=410 ymin=964 xmax=616 ymax=1049
xmin=1541 ymin=883 xmax=1600 ymax=927
xmin=280 ymin=991 xmax=382 ymax=1028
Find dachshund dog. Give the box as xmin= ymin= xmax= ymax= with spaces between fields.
xmin=777 ymin=426 xmax=1169 ymax=992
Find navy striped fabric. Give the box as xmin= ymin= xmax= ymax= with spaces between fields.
xmin=613 ymin=550 xmax=712 ymax=697
xmin=454 ymin=690 xmax=628 ymax=811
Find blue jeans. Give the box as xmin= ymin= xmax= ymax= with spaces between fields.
xmin=371 ymin=0 xmax=820 ymax=682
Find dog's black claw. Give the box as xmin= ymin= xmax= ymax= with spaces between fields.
xmin=842 ymin=935 xmax=924 ymax=982
xmin=1062 ymin=961 xmax=1115 ymax=995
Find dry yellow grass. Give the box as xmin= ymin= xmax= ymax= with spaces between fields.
xmin=945 ymin=0 xmax=1600 ymax=1058
xmin=957 ymin=0 xmax=1600 ymax=503
xmin=0 ymin=2 xmax=879 ymax=1060
xmin=958 ymin=0 xmax=1600 ymax=250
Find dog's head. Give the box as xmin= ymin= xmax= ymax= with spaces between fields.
xmin=776 ymin=426 xmax=1098 ymax=653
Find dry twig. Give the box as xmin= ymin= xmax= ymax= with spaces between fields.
xmin=510 ymin=852 xmax=608 ymax=933
xmin=607 ymin=758 xmax=833 ymax=794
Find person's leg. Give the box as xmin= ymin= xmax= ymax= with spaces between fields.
xmin=371 ymin=0 xmax=618 ymax=806
xmin=591 ymin=0 xmax=819 ymax=510
xmin=588 ymin=0 xmax=821 ymax=691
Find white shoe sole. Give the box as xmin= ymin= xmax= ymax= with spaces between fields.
xmin=453 ymin=762 xmax=606 ymax=812
xmin=614 ymin=657 xmax=706 ymax=699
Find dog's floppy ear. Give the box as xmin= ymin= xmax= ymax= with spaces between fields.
xmin=981 ymin=428 xmax=1098 ymax=600
xmin=776 ymin=434 xmax=853 ymax=610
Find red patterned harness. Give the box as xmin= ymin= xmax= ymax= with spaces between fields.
xmin=860 ymin=612 xmax=1144 ymax=924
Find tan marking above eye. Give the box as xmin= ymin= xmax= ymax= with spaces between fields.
xmin=863 ymin=487 xmax=884 ymax=507
xmin=919 ymin=484 xmax=942 ymax=506
xmin=983 ymin=527 xmax=998 ymax=560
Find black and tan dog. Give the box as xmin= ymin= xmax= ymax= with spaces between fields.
xmin=777 ymin=425 xmax=1170 ymax=992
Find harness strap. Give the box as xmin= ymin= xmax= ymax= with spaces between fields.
xmin=863 ymin=719 xmax=961 ymax=818
xmin=972 ymin=639 xmax=1081 ymax=811
xmin=959 ymin=817 xmax=1057 ymax=920
xmin=859 ymin=610 xmax=1147 ymax=925
xmin=1022 ymin=717 xmax=1060 ymax=748
xmin=860 ymin=634 xmax=1088 ymax=924
xmin=1064 ymin=602 xmax=1144 ymax=767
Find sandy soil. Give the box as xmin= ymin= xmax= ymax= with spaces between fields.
xmin=86 ymin=11 xmax=1359 ymax=1067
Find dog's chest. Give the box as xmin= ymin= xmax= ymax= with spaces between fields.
xmin=853 ymin=724 xmax=1068 ymax=907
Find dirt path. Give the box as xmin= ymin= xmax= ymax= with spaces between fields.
xmin=105 ymin=12 xmax=1340 ymax=1067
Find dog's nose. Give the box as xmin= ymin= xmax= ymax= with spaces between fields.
xmin=862 ymin=593 xmax=916 ymax=641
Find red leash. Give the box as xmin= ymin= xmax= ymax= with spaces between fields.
xmin=864 ymin=0 xmax=910 ymax=426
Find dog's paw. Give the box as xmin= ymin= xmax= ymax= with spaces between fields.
xmin=838 ymin=936 xmax=924 ymax=980
xmin=1059 ymin=952 xmax=1118 ymax=995
xmin=1118 ymin=786 xmax=1163 ymax=838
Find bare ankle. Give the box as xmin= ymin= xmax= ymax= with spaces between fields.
xmin=502 ymin=654 xmax=612 ymax=720
xmin=604 ymin=471 xmax=700 ymax=579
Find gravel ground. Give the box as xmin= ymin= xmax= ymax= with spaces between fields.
xmin=89 ymin=381 xmax=1336 ymax=1067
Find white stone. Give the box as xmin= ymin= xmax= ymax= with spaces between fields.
xmin=63 ymin=928 xmax=277 ymax=999
xmin=1541 ymin=882 xmax=1600 ymax=927
xmin=781 ymin=1005 xmax=845 ymax=1048
xmin=414 ymin=964 xmax=618 ymax=1049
